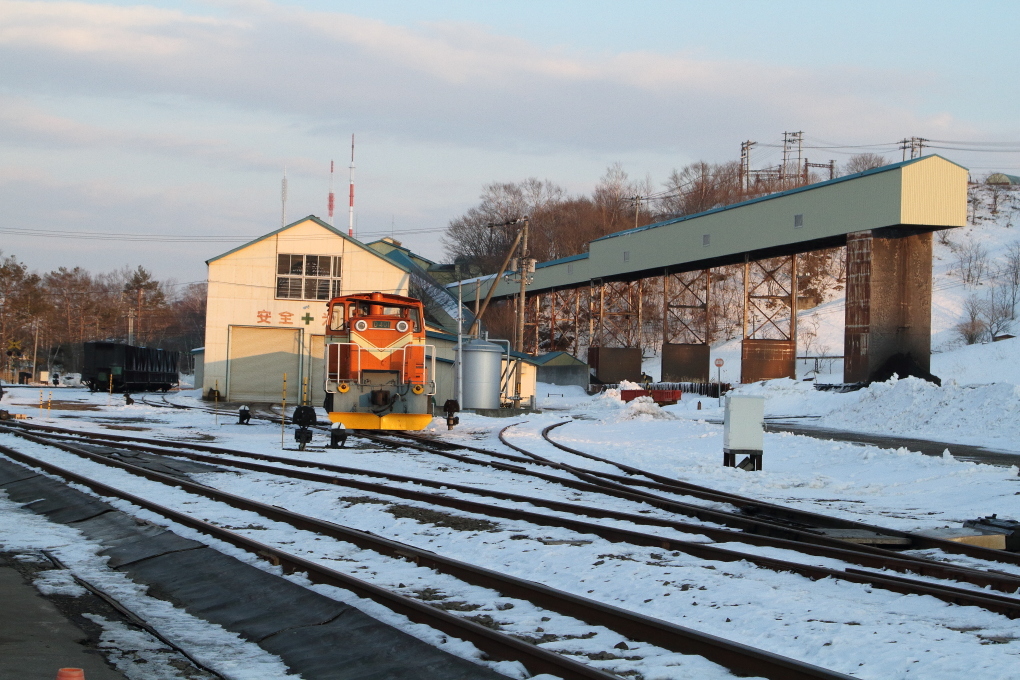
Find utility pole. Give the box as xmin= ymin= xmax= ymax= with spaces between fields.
xmin=136 ymin=287 xmax=143 ymax=345
xmin=31 ymin=321 xmax=39 ymax=383
xmin=630 ymin=196 xmax=641 ymax=229
xmin=467 ymin=219 xmax=526 ymax=337
xmin=127 ymin=309 xmax=135 ymax=345
xmin=780 ymin=131 xmax=803 ymax=183
xmin=513 ymin=218 xmax=531 ymax=407
xmin=456 ymin=270 xmax=463 ymax=408
xmin=740 ymin=140 xmax=756 ymax=192
xmin=900 ymin=137 xmax=927 ymax=160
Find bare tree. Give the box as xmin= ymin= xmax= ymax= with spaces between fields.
xmin=842 ymin=153 xmax=888 ymax=175
xmin=953 ymin=237 xmax=989 ymax=285
xmin=441 ymin=178 xmax=565 ymax=274
xmin=998 ymin=241 xmax=1020 ymax=318
xmin=657 ymin=161 xmax=741 ymax=218
xmin=983 ymin=286 xmax=1014 ymax=340
xmin=986 ymin=180 xmax=1006 ymax=214
xmin=955 ymin=294 xmax=987 ymax=344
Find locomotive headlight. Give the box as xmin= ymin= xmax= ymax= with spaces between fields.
xmin=396 ymin=320 xmax=409 ymax=333
xmin=338 ymin=382 xmax=350 ymax=393
xmin=411 ymin=384 xmax=424 ymax=394
xmin=354 ymin=319 xmax=368 ymax=332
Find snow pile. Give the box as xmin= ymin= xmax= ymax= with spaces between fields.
xmin=718 ymin=378 xmax=863 ymax=418
xmin=584 ymin=382 xmax=678 ymax=421
xmin=586 ymin=387 xmax=627 ymax=412
xmin=816 ymin=376 xmax=1020 ymax=447
xmin=608 ymin=395 xmax=676 ymax=422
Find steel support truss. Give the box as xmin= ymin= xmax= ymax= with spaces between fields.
xmin=741 ymin=255 xmax=798 ymax=383
xmin=589 ymin=279 xmax=643 ymax=350
xmin=743 ymin=255 xmax=798 ymax=341
xmin=662 ymin=269 xmax=711 ymax=345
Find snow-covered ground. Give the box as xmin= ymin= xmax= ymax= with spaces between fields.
xmin=0 ymin=376 xmax=1018 ymax=680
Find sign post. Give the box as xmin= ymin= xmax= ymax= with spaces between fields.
xmin=714 ymin=358 xmax=724 ymax=407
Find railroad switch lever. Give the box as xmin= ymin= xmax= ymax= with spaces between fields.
xmin=329 ymin=422 xmax=348 ymax=449
xmin=443 ymin=399 xmax=460 ymax=430
xmin=238 ymin=405 xmax=251 ymax=425
xmin=294 ymin=427 xmax=313 ymax=450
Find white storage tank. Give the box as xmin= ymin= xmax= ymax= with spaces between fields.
xmin=461 ymin=339 xmax=503 ymax=409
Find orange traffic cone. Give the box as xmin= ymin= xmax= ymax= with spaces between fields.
xmin=56 ymin=670 xmax=85 ymax=680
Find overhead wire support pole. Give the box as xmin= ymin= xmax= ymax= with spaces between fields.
xmin=513 ymin=218 xmax=531 ymax=407
xmin=467 ymin=219 xmax=526 ymax=337
xmin=457 ymin=273 xmax=464 ymax=408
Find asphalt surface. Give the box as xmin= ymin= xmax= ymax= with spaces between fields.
xmin=0 ymin=560 xmax=128 ymax=680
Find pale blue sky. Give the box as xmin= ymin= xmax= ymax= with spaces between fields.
xmin=2 ymin=1 xmax=1018 ymax=283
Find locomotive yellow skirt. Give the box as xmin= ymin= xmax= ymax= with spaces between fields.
xmin=327 ymin=412 xmax=433 ymax=431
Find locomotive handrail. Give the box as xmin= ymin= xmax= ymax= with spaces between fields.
xmin=401 ymin=343 xmax=436 ymax=396
xmin=324 ymin=342 xmax=362 ymax=389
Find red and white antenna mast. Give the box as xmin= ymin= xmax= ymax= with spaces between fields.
xmin=347 ymin=134 xmax=355 ymax=238
xmin=327 ymin=160 xmax=335 ymax=226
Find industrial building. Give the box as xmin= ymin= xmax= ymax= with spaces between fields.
xmin=199 ymin=216 xmax=536 ymax=410
xmin=457 ymin=155 xmax=968 ymax=385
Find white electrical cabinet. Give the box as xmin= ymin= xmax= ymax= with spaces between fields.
xmin=723 ymin=394 xmax=765 ymax=469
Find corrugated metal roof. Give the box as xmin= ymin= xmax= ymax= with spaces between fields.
xmin=205 ymin=215 xmax=410 ymax=272
xmin=592 ymin=154 xmax=968 ymax=244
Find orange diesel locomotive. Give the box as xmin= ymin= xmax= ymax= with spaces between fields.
xmin=323 ymin=292 xmax=435 ymax=430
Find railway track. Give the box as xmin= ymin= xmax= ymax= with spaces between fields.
xmin=362 ymin=423 xmax=1020 ymax=580
xmin=529 ymin=421 xmax=1020 ymax=567
xmin=128 ymin=398 xmax=1020 ymax=578
xmin=29 ymin=396 xmax=1018 ymax=673
xmin=6 ymin=420 xmax=1020 ymax=613
xmin=94 ymin=400 xmax=1020 ymax=583
xmin=0 ymin=422 xmax=859 ymax=680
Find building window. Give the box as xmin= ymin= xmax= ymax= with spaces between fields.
xmin=276 ymin=254 xmax=342 ymax=300
xmin=623 ymin=251 xmax=630 ymax=262
xmin=702 ymin=234 xmax=710 ymax=247
xmin=794 ymin=214 xmax=804 ymax=228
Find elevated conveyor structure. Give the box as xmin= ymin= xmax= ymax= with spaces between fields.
xmin=456 ymin=156 xmax=967 ymax=383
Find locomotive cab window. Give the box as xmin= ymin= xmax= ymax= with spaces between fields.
xmin=277 ymin=254 xmax=342 ymax=300
xmin=328 ymin=304 xmax=349 ymax=331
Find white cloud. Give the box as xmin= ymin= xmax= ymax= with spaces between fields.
xmin=0 ymin=0 xmax=1000 ymax=275
xmin=0 ymin=0 xmax=960 ymax=154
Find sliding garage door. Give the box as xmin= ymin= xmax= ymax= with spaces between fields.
xmin=227 ymin=326 xmax=301 ymax=403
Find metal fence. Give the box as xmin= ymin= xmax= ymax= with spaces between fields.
xmin=590 ymin=381 xmax=731 ymax=398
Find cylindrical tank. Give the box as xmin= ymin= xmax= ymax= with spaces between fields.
xmin=461 ymin=338 xmax=503 ymax=409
